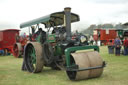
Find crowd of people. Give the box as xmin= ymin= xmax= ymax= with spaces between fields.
xmin=113 ymin=37 xmax=128 ymax=56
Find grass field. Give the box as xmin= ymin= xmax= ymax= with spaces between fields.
xmin=0 ymin=46 xmax=128 ymax=85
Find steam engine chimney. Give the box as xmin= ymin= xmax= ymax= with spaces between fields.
xmin=64 ymin=7 xmax=71 ymax=41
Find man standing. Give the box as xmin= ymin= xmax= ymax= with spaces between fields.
xmin=114 ymin=37 xmax=122 ymax=56
xmin=123 ymin=37 xmax=128 ymax=55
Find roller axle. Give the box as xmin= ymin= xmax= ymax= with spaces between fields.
xmin=66 ymin=61 xmax=106 ymax=71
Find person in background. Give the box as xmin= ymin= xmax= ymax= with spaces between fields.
xmin=23 ymin=33 xmax=26 ymax=38
xmin=89 ymin=36 xmax=94 ymax=45
xmin=108 ymin=39 xmax=115 ymax=54
xmin=114 ymin=37 xmax=122 ymax=56
xmin=123 ymin=37 xmax=128 ymax=55
xmin=15 ymin=33 xmax=20 ymax=42
xmin=108 ymin=39 xmax=114 ymax=46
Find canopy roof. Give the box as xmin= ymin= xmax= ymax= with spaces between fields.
xmin=123 ymin=22 xmax=128 ymax=26
xmin=20 ymin=11 xmax=79 ymax=28
xmin=0 ymin=29 xmax=20 ymax=32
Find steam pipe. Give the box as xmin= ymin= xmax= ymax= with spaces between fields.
xmin=64 ymin=7 xmax=71 ymax=41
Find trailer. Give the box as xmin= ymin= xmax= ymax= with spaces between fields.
xmin=93 ymin=29 xmax=117 ymax=45
xmin=0 ymin=29 xmax=20 ymax=55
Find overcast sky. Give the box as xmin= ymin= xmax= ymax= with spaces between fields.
xmin=0 ymin=0 xmax=128 ymax=32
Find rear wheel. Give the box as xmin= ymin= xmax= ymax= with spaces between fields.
xmin=24 ymin=42 xmax=44 ymax=73
xmin=13 ymin=43 xmax=22 ymax=58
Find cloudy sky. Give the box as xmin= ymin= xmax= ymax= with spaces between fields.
xmin=0 ymin=0 xmax=128 ymax=32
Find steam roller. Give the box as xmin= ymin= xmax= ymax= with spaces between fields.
xmin=20 ymin=7 xmax=106 ymax=80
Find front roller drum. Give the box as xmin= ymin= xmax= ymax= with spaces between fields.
xmin=24 ymin=42 xmax=44 ymax=73
xmin=66 ymin=51 xmax=104 ymax=80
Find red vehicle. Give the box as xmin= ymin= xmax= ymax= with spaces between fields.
xmin=13 ymin=27 xmax=40 ymax=58
xmin=93 ymin=29 xmax=117 ymax=45
xmin=0 ymin=29 xmax=20 ymax=55
xmin=13 ymin=33 xmax=28 ymax=58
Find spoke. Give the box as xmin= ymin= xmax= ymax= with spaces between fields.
xmin=27 ymin=56 xmax=34 ymax=71
xmin=29 ymin=46 xmax=36 ymax=64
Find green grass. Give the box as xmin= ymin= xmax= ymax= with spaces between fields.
xmin=0 ymin=46 xmax=128 ymax=85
